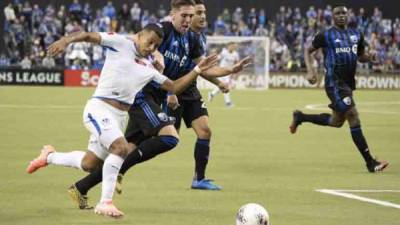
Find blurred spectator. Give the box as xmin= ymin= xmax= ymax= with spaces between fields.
xmin=42 ymin=55 xmax=56 ymax=68
xmin=20 ymin=55 xmax=32 ymax=69
xmin=130 ymin=2 xmax=141 ymax=32
xmin=0 ymin=54 xmax=11 ymax=66
xmin=4 ymin=3 xmax=16 ymax=23
xmin=102 ymin=1 xmax=116 ymax=19
xmin=69 ymin=0 xmax=82 ymax=22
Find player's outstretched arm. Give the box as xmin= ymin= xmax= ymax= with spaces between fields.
xmin=47 ymin=32 xmax=101 ymax=56
xmin=304 ymin=46 xmax=319 ymax=84
xmin=161 ymin=54 xmax=219 ymax=95
xmin=199 ymin=56 xmax=252 ymax=78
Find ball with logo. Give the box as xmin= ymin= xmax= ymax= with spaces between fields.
xmin=236 ymin=203 xmax=270 ymax=225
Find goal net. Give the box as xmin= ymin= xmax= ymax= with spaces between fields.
xmin=197 ymin=36 xmax=269 ymax=90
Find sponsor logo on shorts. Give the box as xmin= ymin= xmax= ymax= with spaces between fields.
xmin=157 ymin=112 xmax=169 ymax=122
xmin=343 ymin=97 xmax=352 ymax=105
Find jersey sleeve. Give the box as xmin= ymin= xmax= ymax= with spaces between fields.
xmin=152 ymin=71 xmax=168 ymax=85
xmin=189 ymin=32 xmax=205 ymax=59
xmin=99 ymin=32 xmax=130 ymax=51
xmin=357 ymin=32 xmax=366 ymax=57
xmin=311 ymin=32 xmax=326 ymax=49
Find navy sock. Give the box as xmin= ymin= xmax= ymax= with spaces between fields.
xmin=194 ymin=138 xmax=210 ymax=181
xmin=301 ymin=113 xmax=331 ymax=126
xmin=119 ymin=135 xmax=179 ymax=174
xmin=350 ymin=126 xmax=374 ymax=164
xmin=75 ymin=168 xmax=102 ymax=195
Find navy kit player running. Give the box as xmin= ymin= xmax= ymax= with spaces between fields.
xmin=289 ymin=5 xmax=388 ymax=173
xmin=165 ymin=0 xmax=251 ymax=190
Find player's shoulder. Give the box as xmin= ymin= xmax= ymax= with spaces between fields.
xmin=160 ymin=21 xmax=174 ymax=34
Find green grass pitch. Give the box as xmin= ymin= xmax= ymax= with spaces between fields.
xmin=1 ymin=86 xmax=399 ymax=225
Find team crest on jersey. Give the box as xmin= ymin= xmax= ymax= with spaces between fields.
xmin=157 ymin=112 xmax=169 ymax=122
xmin=342 ymin=97 xmax=352 ymax=106
xmin=350 ymin=35 xmax=358 ymax=43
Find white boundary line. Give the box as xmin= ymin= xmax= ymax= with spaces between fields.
xmin=316 ymin=189 xmax=400 ymax=209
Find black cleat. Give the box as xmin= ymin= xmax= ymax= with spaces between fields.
xmin=367 ymin=160 xmax=389 ymax=173
xmin=289 ymin=110 xmax=303 ymax=134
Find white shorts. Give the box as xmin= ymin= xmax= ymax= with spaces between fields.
xmin=83 ymin=98 xmax=128 ymax=160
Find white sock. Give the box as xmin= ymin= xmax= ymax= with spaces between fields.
xmin=224 ymin=93 xmax=232 ymax=104
xmin=100 ymin=154 xmax=124 ymax=203
xmin=47 ymin=151 xmax=85 ymax=170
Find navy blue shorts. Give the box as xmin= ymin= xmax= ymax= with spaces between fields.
xmin=164 ymin=98 xmax=208 ymax=129
xmin=325 ymin=84 xmax=355 ymax=113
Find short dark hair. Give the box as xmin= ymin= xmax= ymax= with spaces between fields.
xmin=194 ymin=0 xmax=205 ymax=5
xmin=171 ymin=0 xmax=195 ymax=10
xmin=142 ymin=23 xmax=164 ymax=39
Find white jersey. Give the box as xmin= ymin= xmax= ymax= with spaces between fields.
xmin=219 ymin=48 xmax=240 ymax=68
xmin=93 ymin=32 xmax=168 ymax=105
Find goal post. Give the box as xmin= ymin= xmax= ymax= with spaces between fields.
xmin=197 ymin=36 xmax=270 ymax=90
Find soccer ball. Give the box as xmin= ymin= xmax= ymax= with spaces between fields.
xmin=236 ymin=203 xmax=270 ymax=225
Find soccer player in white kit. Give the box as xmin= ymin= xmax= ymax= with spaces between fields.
xmin=26 ymin=24 xmax=218 ymax=218
xmin=208 ymin=42 xmax=240 ymax=107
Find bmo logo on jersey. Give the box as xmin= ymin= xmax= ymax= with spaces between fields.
xmin=336 ymin=45 xmax=358 ymax=54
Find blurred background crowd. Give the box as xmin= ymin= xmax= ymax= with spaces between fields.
xmin=1 ymin=0 xmax=399 ymax=73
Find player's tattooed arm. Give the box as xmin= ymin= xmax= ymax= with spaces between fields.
xmin=161 ymin=54 xmax=219 ymax=95
xmin=195 ymin=56 xmax=252 ymax=78
xmin=47 ymin=32 xmax=101 ymax=56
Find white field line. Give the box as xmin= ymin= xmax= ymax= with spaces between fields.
xmin=316 ymin=189 xmax=400 ymax=209
xmin=305 ymin=101 xmax=400 ymax=115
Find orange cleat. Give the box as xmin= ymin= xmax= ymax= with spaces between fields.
xmin=26 ymin=145 xmax=55 ymax=174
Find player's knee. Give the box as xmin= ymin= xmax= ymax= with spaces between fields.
xmin=330 ymin=120 xmax=345 ymax=128
xmin=159 ymin=135 xmax=179 ymax=150
xmin=197 ymin=126 xmax=212 ymax=139
xmin=109 ymin=138 xmax=129 ymax=158
xmin=81 ymin=156 xmax=101 ymax=172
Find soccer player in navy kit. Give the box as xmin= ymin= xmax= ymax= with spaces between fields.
xmin=290 ymin=5 xmax=388 ymax=173
xmin=165 ymin=0 xmax=251 ymax=190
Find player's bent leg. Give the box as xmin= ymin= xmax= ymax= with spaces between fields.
xmin=345 ymin=107 xmax=389 ymax=172
xmin=289 ymin=110 xmax=344 ymax=134
xmin=191 ymin=116 xmax=221 ymax=191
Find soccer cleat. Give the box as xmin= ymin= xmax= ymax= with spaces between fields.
xmin=191 ymin=179 xmax=221 ymax=191
xmin=68 ymin=185 xmax=93 ymax=210
xmin=289 ymin=110 xmax=303 ymax=134
xmin=367 ymin=159 xmax=389 ymax=173
xmin=207 ymin=92 xmax=214 ymax=102
xmin=94 ymin=200 xmax=124 ymax=218
xmin=226 ymin=102 xmax=234 ymax=108
xmin=26 ymin=145 xmax=55 ymax=174
xmin=115 ymin=173 xmax=123 ymax=195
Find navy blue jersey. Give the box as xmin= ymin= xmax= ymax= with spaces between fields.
xmin=139 ymin=21 xmax=204 ymax=104
xmin=312 ymin=27 xmax=366 ymax=90
xmin=178 ymin=30 xmax=207 ymax=100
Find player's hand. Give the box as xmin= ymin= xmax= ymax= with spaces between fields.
xmin=218 ymin=82 xmax=230 ymax=93
xmin=306 ymin=73 xmax=318 ymax=84
xmin=167 ymin=94 xmax=180 ymax=110
xmin=196 ymin=54 xmax=219 ymax=73
xmin=152 ymin=51 xmax=165 ymax=73
xmin=230 ymin=56 xmax=252 ymax=74
xmin=47 ymin=38 xmax=68 ymax=56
